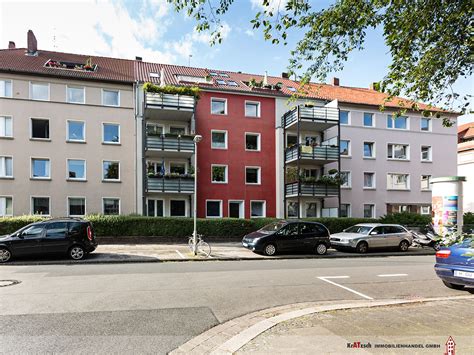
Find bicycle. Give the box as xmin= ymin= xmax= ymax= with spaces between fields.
xmin=188 ymin=234 xmax=211 ymax=258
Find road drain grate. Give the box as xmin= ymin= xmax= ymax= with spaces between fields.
xmin=0 ymin=280 xmax=21 ymax=287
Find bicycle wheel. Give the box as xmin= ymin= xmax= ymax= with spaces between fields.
xmin=188 ymin=236 xmax=195 ymax=253
xmin=197 ymin=240 xmax=211 ymax=258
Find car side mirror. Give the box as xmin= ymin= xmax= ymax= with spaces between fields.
xmin=16 ymin=233 xmax=24 ymax=238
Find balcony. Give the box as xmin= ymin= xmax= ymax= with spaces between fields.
xmin=282 ymin=105 xmax=339 ymax=131
xmin=285 ymin=144 xmax=339 ymax=164
xmin=146 ymin=135 xmax=194 ymax=158
xmin=145 ymin=92 xmax=195 ymax=121
xmin=147 ymin=176 xmax=194 ymax=193
xmin=285 ymin=182 xmax=339 ymax=198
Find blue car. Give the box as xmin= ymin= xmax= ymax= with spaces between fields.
xmin=435 ymin=237 xmax=474 ymax=292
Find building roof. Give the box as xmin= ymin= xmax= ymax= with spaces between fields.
xmin=458 ymin=122 xmax=474 ymax=140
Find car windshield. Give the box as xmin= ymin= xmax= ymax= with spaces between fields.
xmin=344 ymin=225 xmax=373 ymax=234
xmin=258 ymin=221 xmax=287 ymax=234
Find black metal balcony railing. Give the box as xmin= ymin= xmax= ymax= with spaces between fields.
xmin=285 ymin=144 xmax=339 ymax=162
xmin=145 ymin=92 xmax=195 ymax=111
xmin=282 ymin=105 xmax=339 ymax=127
xmin=285 ymin=182 xmax=339 ymax=197
xmin=147 ymin=177 xmax=194 ymax=193
xmin=146 ymin=135 xmax=194 ymax=152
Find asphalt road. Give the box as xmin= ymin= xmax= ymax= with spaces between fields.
xmin=0 ymin=256 xmax=468 ymax=353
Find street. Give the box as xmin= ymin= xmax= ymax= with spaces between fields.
xmin=1 ymin=255 xmax=472 ymax=353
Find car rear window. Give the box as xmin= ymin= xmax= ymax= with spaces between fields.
xmin=45 ymin=222 xmax=68 ymax=236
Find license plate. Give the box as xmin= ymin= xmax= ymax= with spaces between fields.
xmin=454 ymin=270 xmax=474 ymax=279
xmin=242 ymin=242 xmax=248 ymax=247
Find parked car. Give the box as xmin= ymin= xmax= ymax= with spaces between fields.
xmin=242 ymin=220 xmax=330 ymax=256
xmin=330 ymin=223 xmax=413 ymax=253
xmin=0 ymin=218 xmax=98 ymax=263
xmin=434 ymin=237 xmax=474 ymax=292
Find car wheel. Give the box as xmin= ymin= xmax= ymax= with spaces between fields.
xmin=263 ymin=243 xmax=277 ymax=256
xmin=0 ymin=247 xmax=12 ymax=263
xmin=315 ymin=243 xmax=328 ymax=255
xmin=399 ymin=240 xmax=410 ymax=252
xmin=69 ymin=245 xmax=85 ymax=260
xmin=442 ymin=281 xmax=465 ymax=290
xmin=356 ymin=241 xmax=368 ymax=254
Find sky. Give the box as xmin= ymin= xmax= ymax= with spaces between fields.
xmin=0 ymin=0 xmax=472 ymax=124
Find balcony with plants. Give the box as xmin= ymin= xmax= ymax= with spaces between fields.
xmin=285 ymin=167 xmax=340 ymax=198
xmin=144 ymin=83 xmax=199 ymax=116
xmin=146 ymin=131 xmax=195 ymax=156
xmin=146 ymin=165 xmax=195 ymax=193
xmin=285 ymin=138 xmax=339 ymax=164
xmin=282 ymin=104 xmax=339 ymax=130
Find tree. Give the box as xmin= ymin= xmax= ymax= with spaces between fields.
xmin=168 ymin=0 xmax=473 ymax=120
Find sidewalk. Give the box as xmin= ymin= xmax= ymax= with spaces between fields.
xmin=171 ymin=296 xmax=474 ymax=354
xmin=4 ymin=243 xmax=435 ymax=265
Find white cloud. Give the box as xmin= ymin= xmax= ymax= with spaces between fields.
xmin=250 ymin=0 xmax=289 ymax=12
xmin=245 ymin=29 xmax=255 ymax=37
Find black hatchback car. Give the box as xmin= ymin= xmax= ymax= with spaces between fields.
xmin=0 ymin=218 xmax=98 ymax=263
xmin=242 ymin=220 xmax=331 ymax=256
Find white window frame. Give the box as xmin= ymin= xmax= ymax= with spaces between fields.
xmin=340 ymin=110 xmax=350 ymax=125
xmin=245 ymin=132 xmax=261 ymax=151
xmin=421 ymin=206 xmax=431 ymax=215
xmin=245 ymin=166 xmax=261 ymax=185
xmin=169 ymin=199 xmax=187 ymax=217
xmin=305 ymin=201 xmax=319 ymax=218
xmin=0 ymin=115 xmax=13 ymax=138
xmin=0 ymin=196 xmax=13 ymax=216
xmin=387 ymin=114 xmax=409 ymax=130
xmin=102 ymin=122 xmax=121 ymax=144
xmin=211 ymin=164 xmax=228 ymax=184
xmin=31 ymin=196 xmax=51 ymax=216
xmin=66 ymin=159 xmax=86 ymax=181
xmin=147 ymin=198 xmax=165 ymax=217
xmin=211 ymin=129 xmax=228 ymax=149
xmin=169 ymin=125 xmax=187 ymax=135
xmin=210 ymin=97 xmax=227 ymax=115
xmin=102 ymin=160 xmax=121 ymax=182
xmin=67 ymin=196 xmax=86 ymax=217
xmin=30 ymin=117 xmax=50 ymax=140
xmin=0 ymin=79 xmax=12 ymax=98
xmin=387 ymin=173 xmax=410 ymax=190
xmin=340 ymin=139 xmax=351 ymax=157
xmin=421 ymin=175 xmax=432 ymax=191
xmin=102 ymin=197 xmax=121 ymax=215
xmin=421 ymin=145 xmax=432 ymax=162
xmin=363 ymin=141 xmax=376 ymax=158
xmin=387 ymin=143 xmax=410 ymax=161
xmin=228 ymin=200 xmax=245 ymax=218
xmin=363 ymin=204 xmax=375 ymax=218
xmin=66 ymin=85 xmax=85 ymax=104
xmin=66 ymin=120 xmax=86 ymax=142
xmin=250 ymin=200 xmax=266 ymax=218
xmin=31 ymin=157 xmax=51 ymax=180
xmin=244 ymin=100 xmax=261 ymax=118
xmin=101 ymin=89 xmax=120 ymax=107
xmin=363 ymin=172 xmax=376 ymax=189
xmin=0 ymin=156 xmax=13 ymax=178
xmin=340 ymin=203 xmax=351 ymax=218
xmin=363 ymin=112 xmax=375 ymax=127
xmin=420 ymin=117 xmax=432 ymax=132
xmin=340 ymin=171 xmax=351 ymax=188
xmin=29 ymin=81 xmax=50 ymax=101
xmin=206 ymin=199 xmax=223 ymax=218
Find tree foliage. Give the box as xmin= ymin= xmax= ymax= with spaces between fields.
xmin=168 ymin=0 xmax=473 ymax=117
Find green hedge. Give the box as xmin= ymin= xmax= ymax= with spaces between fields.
xmin=379 ymin=212 xmax=432 ymax=226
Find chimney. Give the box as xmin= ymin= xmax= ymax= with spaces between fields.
xmin=8 ymin=41 xmax=15 ymax=49
xmin=281 ymin=72 xmax=289 ymax=79
xmin=369 ymin=82 xmax=379 ymax=91
xmin=135 ymin=56 xmax=142 ymax=61
xmin=27 ymin=30 xmax=38 ymax=55
xmin=331 ymin=77 xmax=340 ymax=86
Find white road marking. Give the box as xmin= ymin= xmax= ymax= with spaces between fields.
xmin=377 ymin=274 xmax=408 ymax=277
xmin=318 ymin=276 xmax=374 ymax=300
xmin=175 ymin=250 xmax=185 ymax=259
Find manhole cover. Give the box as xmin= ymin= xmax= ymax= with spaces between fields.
xmin=0 ymin=280 xmax=21 ymax=287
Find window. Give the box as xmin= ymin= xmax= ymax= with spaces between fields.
xmin=0 ymin=116 xmax=12 ymax=138
xmin=421 ymin=206 xmax=431 ymax=215
xmin=306 ymin=203 xmax=318 ymax=218
xmin=245 ymin=167 xmax=261 ymax=184
xmin=146 ymin=124 xmax=163 ymax=136
xmin=32 ymin=197 xmax=50 ymax=215
xmin=30 ymin=82 xmax=49 ymax=100
xmin=103 ymin=123 xmax=120 ymax=143
xmin=421 ymin=146 xmax=432 ymax=161
xmin=102 ymin=89 xmax=119 ymax=106
xmin=0 ymin=197 xmax=13 ymax=216
xmin=229 ymin=201 xmax=244 ymax=218
xmin=45 ymin=222 xmax=68 ymax=237
xmin=387 ymin=115 xmax=408 ymax=129
xmin=363 ymin=142 xmax=375 ymax=158
xmin=169 ymin=126 xmax=186 ymax=135
xmin=0 ymin=80 xmax=12 ymax=97
xmin=170 ymin=200 xmax=186 ymax=217
xmin=286 ymin=135 xmax=297 ymax=147
xmin=68 ymin=197 xmax=86 ymax=216
xmin=211 ymin=165 xmax=227 ymax=183
xmin=227 ymin=81 xmax=238 ymax=86
xmin=340 ymin=111 xmax=349 ymax=125
xmin=67 ymin=121 xmax=85 ymax=142
xmin=245 ymin=101 xmax=260 ymax=117
xmin=421 ymin=117 xmax=431 ymax=131
xmin=364 ymin=172 xmax=375 ymax=188
xmin=387 ymin=144 xmax=409 ymax=160
xmin=31 ymin=158 xmax=50 ymax=179
xmin=211 ymin=98 xmax=227 ymax=115
xmin=211 ymin=130 xmax=227 ymax=149
xmin=387 ymin=173 xmax=410 ymax=190
xmin=245 ymin=133 xmax=260 ymax=151
xmin=147 ymin=161 xmax=164 ymax=176
xmin=340 ymin=140 xmax=350 ymax=156
xmin=340 ymin=204 xmax=351 ymax=217
xmin=215 ymin=79 xmax=227 ymax=85
xmin=170 ymin=162 xmax=185 ymax=175
xmin=340 ymin=171 xmax=351 ymax=188
xmin=0 ymin=156 xmax=13 ymax=178
xmin=147 ymin=199 xmax=164 ymax=217
xmin=103 ymin=161 xmax=120 ymax=181
xmin=67 ymin=86 xmax=85 ymax=104
xmin=219 ymin=73 xmax=229 ymax=78
xmin=287 ymin=86 xmax=297 ymax=92
xmin=31 ymin=118 xmax=49 ymax=139
xmin=206 ymin=200 xmax=222 ymax=218
xmin=363 ymin=113 xmax=374 ymax=127
xmin=304 ymin=168 xmax=318 ymax=178
xmin=363 ymin=204 xmax=375 ymax=218
xmin=103 ymin=198 xmax=120 ymax=215
xmin=67 ymin=159 xmax=86 ymax=180
xmin=288 ymin=202 xmax=299 ymax=218
xmin=209 ymin=72 xmax=218 ymax=76
xmin=421 ymin=175 xmax=431 ymax=190
xmin=250 ymin=201 xmax=266 ymax=218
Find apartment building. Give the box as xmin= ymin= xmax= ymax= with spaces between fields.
xmin=458 ymin=122 xmax=474 ymax=212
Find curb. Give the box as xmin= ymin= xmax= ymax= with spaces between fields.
xmin=171 ymin=295 xmax=474 ymax=355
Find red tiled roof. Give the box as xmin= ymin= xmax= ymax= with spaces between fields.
xmin=458 ymin=122 xmax=474 ymax=137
